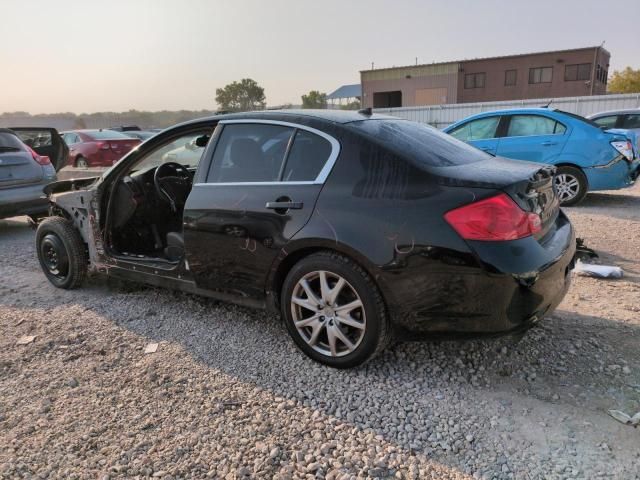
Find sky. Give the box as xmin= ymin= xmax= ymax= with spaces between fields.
xmin=1 ymin=0 xmax=639 ymax=114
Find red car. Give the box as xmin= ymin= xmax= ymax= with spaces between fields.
xmin=61 ymin=129 xmax=141 ymax=168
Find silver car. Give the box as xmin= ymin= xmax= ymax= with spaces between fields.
xmin=588 ymin=109 xmax=640 ymax=130
xmin=0 ymin=128 xmax=64 ymax=220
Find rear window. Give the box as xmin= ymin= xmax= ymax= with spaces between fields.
xmin=0 ymin=132 xmax=27 ymax=151
xmin=350 ymin=119 xmax=489 ymax=167
xmin=555 ymin=110 xmax=601 ymax=129
xmin=84 ymin=130 xmax=133 ymax=140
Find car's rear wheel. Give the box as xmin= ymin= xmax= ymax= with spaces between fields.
xmin=36 ymin=217 xmax=87 ymax=289
xmin=75 ymin=157 xmax=88 ymax=169
xmin=554 ymin=166 xmax=587 ymax=206
xmin=281 ymin=251 xmax=390 ymax=368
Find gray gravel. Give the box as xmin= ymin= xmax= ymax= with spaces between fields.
xmin=1 ymin=185 xmax=639 ymax=479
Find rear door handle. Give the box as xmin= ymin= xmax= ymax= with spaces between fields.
xmin=479 ymin=146 xmax=494 ymax=151
xmin=265 ymin=201 xmax=303 ymax=210
xmin=541 ymin=141 xmax=558 ymax=146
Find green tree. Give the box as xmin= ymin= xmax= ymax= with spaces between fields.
xmin=215 ymin=78 xmax=266 ymax=112
xmin=608 ymin=67 xmax=640 ymax=94
xmin=301 ymin=90 xmax=327 ymax=109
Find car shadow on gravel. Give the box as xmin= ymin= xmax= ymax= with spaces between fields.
xmin=28 ymin=281 xmax=637 ymax=463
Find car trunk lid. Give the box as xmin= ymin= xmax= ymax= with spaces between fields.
xmin=0 ymin=150 xmax=43 ymax=188
xmin=431 ymin=156 xmax=560 ymax=238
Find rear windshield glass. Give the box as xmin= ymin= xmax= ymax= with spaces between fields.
xmin=0 ymin=132 xmax=27 ymax=151
xmin=85 ymin=130 xmax=133 ymax=140
xmin=350 ymin=119 xmax=489 ymax=167
xmin=555 ymin=110 xmax=601 ymax=129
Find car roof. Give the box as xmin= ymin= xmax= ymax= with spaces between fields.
xmin=588 ymin=108 xmax=640 ymax=118
xmin=174 ymin=109 xmax=399 ymax=129
xmin=444 ymin=108 xmax=573 ymax=130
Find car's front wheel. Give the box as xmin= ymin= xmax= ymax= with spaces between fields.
xmin=554 ymin=166 xmax=587 ymax=206
xmin=36 ymin=217 xmax=88 ymax=289
xmin=281 ymin=251 xmax=390 ymax=368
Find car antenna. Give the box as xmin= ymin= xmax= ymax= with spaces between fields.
xmin=358 ymin=107 xmax=373 ymax=116
xmin=541 ymin=99 xmax=553 ymax=108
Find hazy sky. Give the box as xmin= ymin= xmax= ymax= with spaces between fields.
xmin=1 ymin=0 xmax=638 ymax=114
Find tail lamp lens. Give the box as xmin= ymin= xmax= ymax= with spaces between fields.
xmin=444 ymin=193 xmax=542 ymax=241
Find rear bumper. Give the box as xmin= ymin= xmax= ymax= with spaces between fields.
xmin=585 ymin=157 xmax=640 ymax=191
xmin=0 ymin=182 xmax=51 ymax=218
xmin=390 ymin=214 xmax=576 ymax=335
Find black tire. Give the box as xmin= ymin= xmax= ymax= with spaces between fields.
xmin=281 ymin=251 xmax=391 ymax=368
xmin=75 ymin=157 xmax=88 ymax=169
xmin=36 ymin=217 xmax=87 ymax=289
xmin=554 ymin=166 xmax=588 ymax=206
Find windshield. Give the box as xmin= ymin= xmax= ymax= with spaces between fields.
xmin=349 ymin=119 xmax=489 ymax=167
xmin=85 ymin=130 xmax=134 ymax=140
xmin=0 ymin=131 xmax=27 ymax=151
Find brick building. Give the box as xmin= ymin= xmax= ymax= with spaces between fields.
xmin=361 ymin=46 xmax=610 ymax=108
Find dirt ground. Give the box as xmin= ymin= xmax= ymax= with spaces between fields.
xmin=1 ymin=185 xmax=638 ymax=479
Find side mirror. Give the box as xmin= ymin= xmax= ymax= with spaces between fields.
xmin=195 ymin=135 xmax=210 ymax=148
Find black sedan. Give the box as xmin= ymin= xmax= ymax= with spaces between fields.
xmin=35 ymin=110 xmax=576 ymax=368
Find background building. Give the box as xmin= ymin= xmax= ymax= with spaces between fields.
xmin=361 ymin=46 xmax=610 ymax=108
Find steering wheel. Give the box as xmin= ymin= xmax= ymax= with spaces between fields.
xmin=153 ymin=162 xmax=192 ymax=212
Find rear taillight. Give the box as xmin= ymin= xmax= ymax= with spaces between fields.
xmin=97 ymin=141 xmax=111 ymax=150
xmin=27 ymin=146 xmax=51 ymax=166
xmin=611 ymin=140 xmax=634 ymax=161
xmin=444 ymin=193 xmax=542 ymax=241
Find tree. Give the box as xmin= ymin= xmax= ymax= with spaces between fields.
xmin=215 ymin=78 xmax=266 ymax=112
xmin=608 ymin=67 xmax=640 ymax=94
xmin=301 ymin=90 xmax=327 ymax=109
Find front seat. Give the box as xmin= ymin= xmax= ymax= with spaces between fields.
xmin=165 ymin=231 xmax=184 ymax=261
xmin=226 ymin=138 xmax=271 ymax=182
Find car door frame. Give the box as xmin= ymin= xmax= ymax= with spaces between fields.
xmin=9 ymin=127 xmax=69 ymax=171
xmin=496 ymin=112 xmax=570 ymax=164
xmin=184 ymin=118 xmax=341 ymax=302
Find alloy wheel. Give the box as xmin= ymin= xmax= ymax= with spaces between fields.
xmin=290 ymin=270 xmax=366 ymax=357
xmin=554 ymin=173 xmax=580 ymax=203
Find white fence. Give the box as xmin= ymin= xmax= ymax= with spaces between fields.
xmin=373 ymin=93 xmax=640 ymax=128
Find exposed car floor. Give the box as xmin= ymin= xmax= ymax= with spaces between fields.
xmin=0 ymin=185 xmax=638 ymax=479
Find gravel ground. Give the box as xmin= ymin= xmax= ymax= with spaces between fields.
xmin=1 ymin=185 xmax=639 ymax=479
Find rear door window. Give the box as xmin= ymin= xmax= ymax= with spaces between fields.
xmin=506 ymin=115 xmax=564 ymax=137
xmin=448 ymin=116 xmax=500 ymax=141
xmin=592 ymin=115 xmax=619 ymax=129
xmin=281 ymin=130 xmax=332 ymax=181
xmin=207 ymin=124 xmax=294 ymax=183
xmin=623 ymin=114 xmax=640 ymax=129
xmin=12 ymin=130 xmax=52 ymax=149
xmin=64 ymin=133 xmax=80 ymax=145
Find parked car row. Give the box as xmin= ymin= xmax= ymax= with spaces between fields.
xmin=443 ymin=108 xmax=640 ymax=205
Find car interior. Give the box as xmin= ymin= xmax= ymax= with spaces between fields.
xmin=107 ymin=129 xmax=212 ymax=262
xmin=106 ymin=123 xmax=311 ymax=263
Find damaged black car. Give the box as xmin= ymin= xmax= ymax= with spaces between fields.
xmin=35 ymin=110 xmax=576 ymax=368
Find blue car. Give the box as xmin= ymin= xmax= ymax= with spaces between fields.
xmin=443 ymin=108 xmax=640 ymax=205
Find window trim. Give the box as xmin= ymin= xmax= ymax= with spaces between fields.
xmin=196 ymin=119 xmax=341 ymax=186
xmin=504 ymin=69 xmax=517 ymax=86
xmin=464 ymin=72 xmax=486 ymax=89
xmin=502 ymin=114 xmax=567 ymax=139
xmin=564 ymin=63 xmax=591 ymax=82
xmin=528 ymin=66 xmax=553 ymax=84
xmin=449 ymin=115 xmax=501 ymax=141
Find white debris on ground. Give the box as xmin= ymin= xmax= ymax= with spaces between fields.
xmin=0 ymin=186 xmax=639 ymax=479
xmin=575 ymin=260 xmax=624 ymax=279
